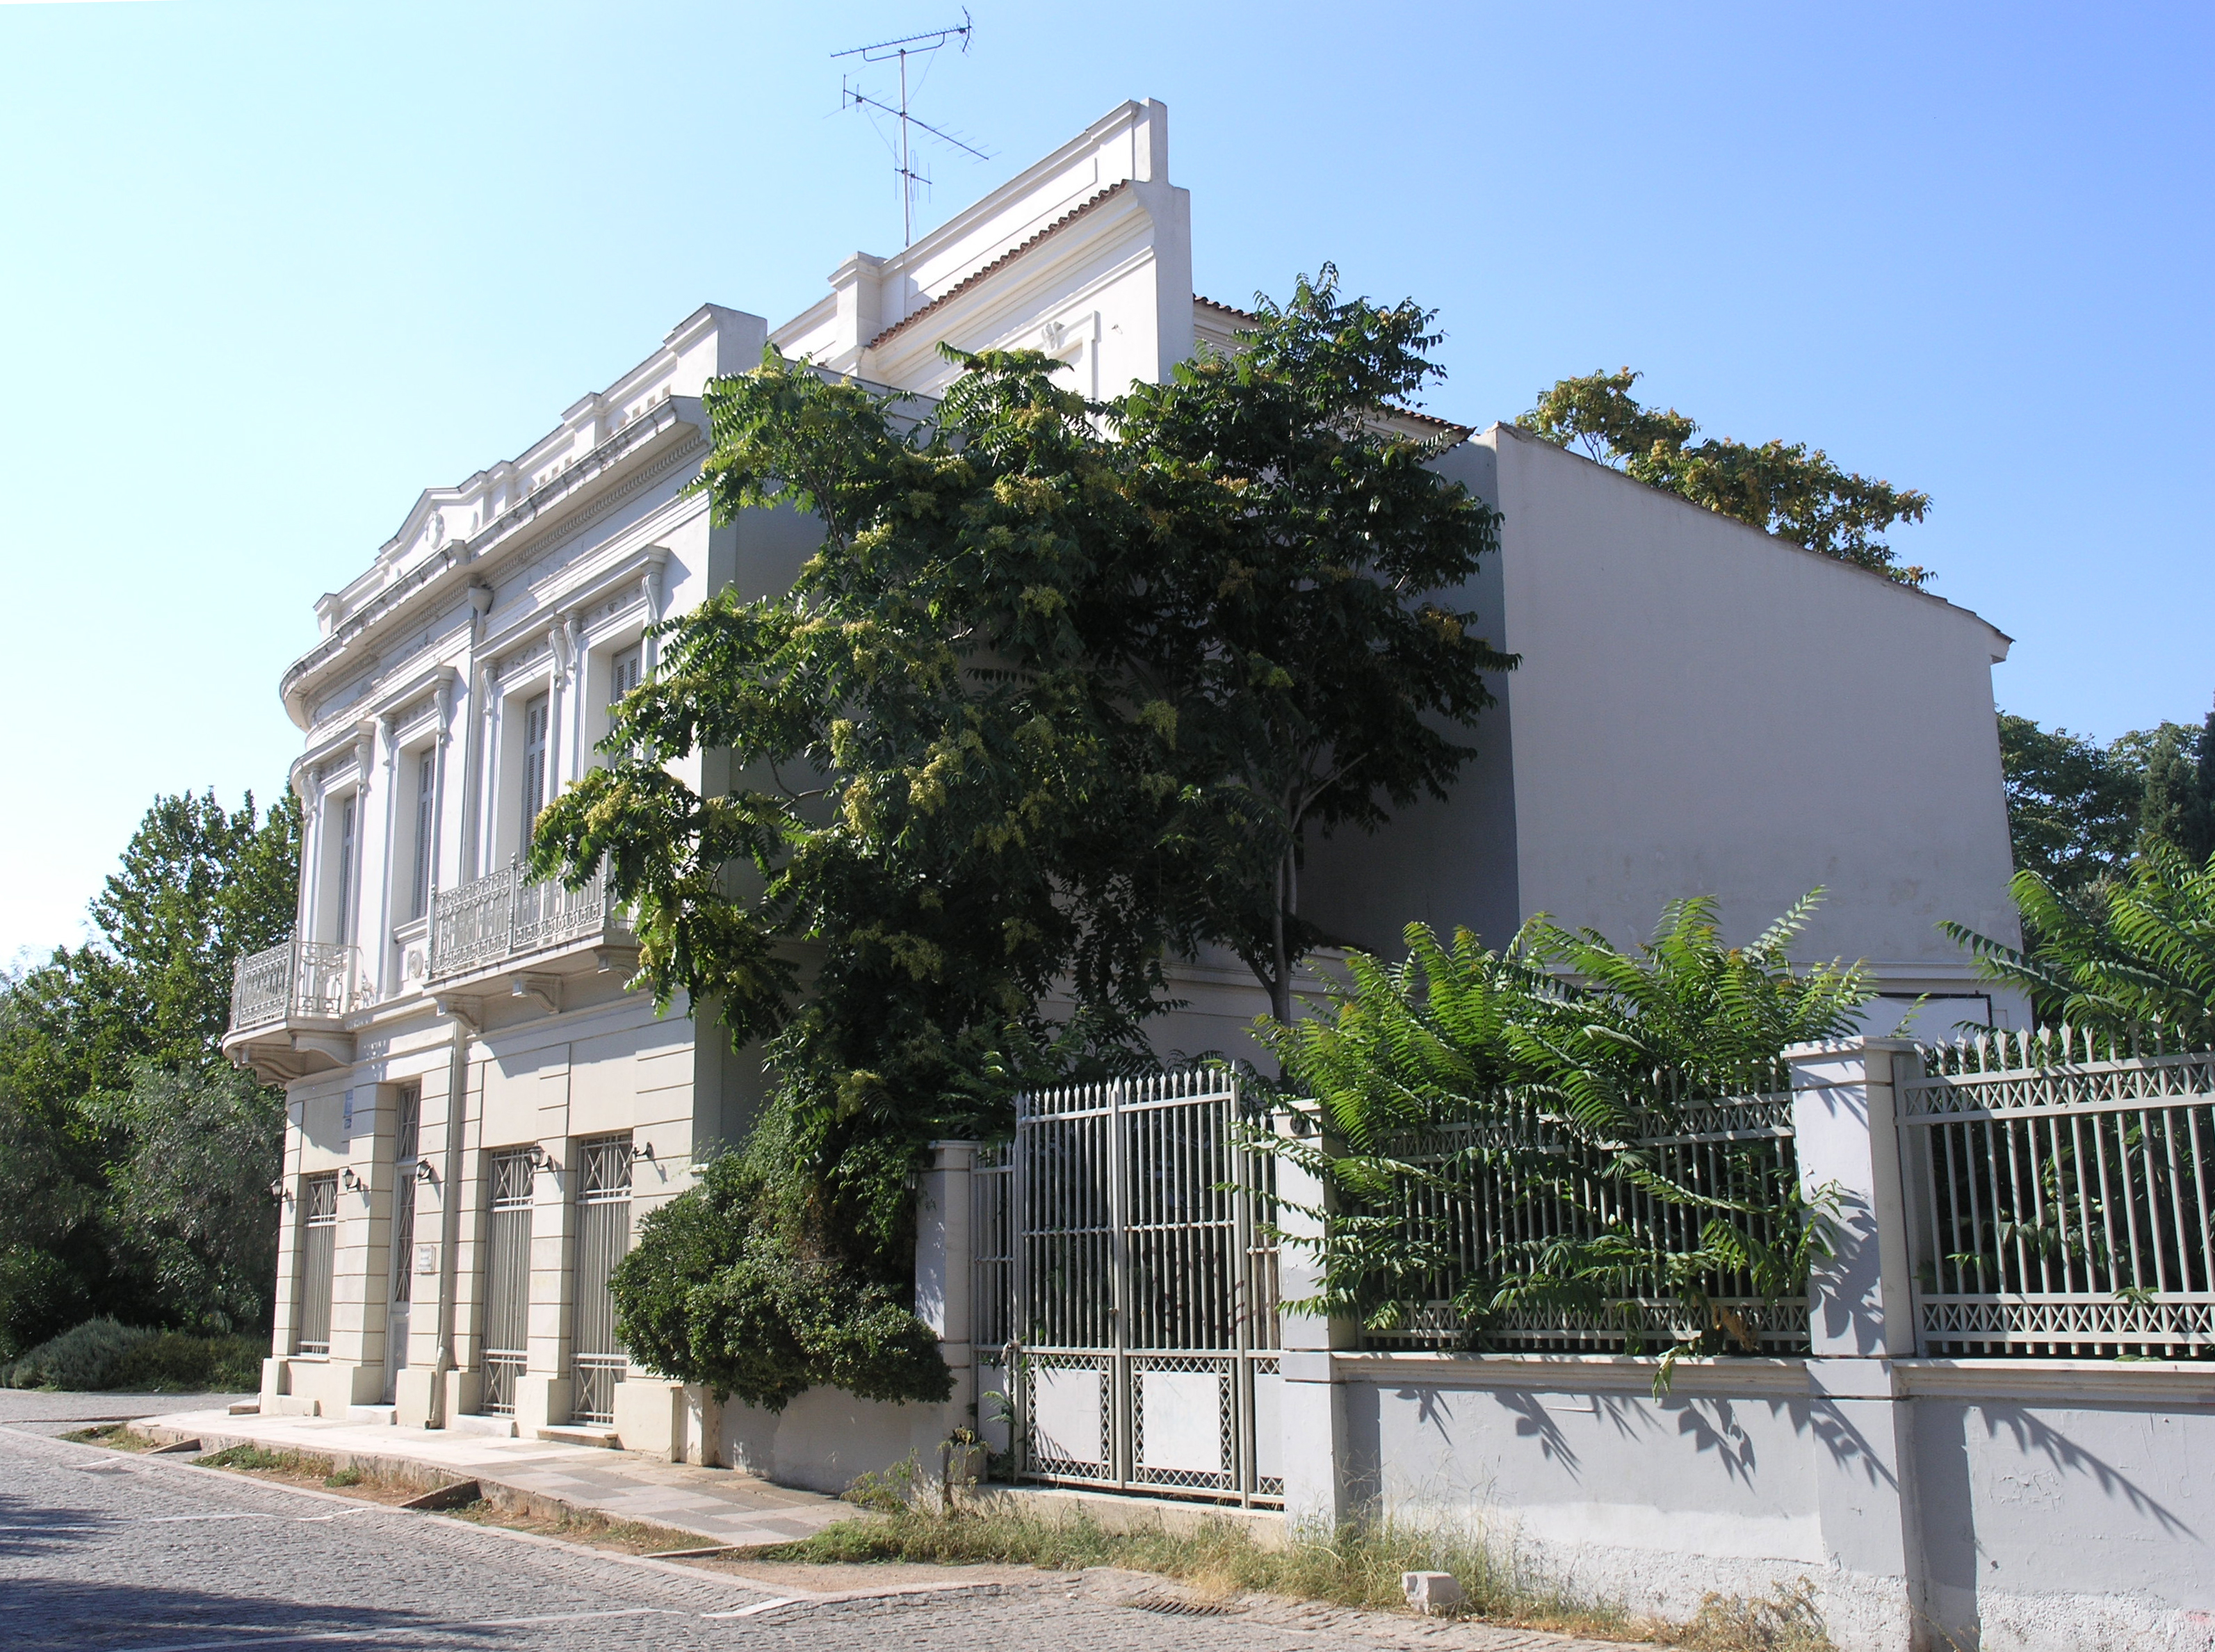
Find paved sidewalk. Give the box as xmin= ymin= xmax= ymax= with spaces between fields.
xmin=0 ymin=1388 xmax=251 ymax=1424
xmin=134 ymin=1404 xmax=858 ymax=1548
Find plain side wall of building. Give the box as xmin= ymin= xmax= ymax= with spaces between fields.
xmin=1303 ymin=425 xmax=2021 ymax=996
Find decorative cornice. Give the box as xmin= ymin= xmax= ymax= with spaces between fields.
xmin=279 ymin=403 xmax=702 ymax=727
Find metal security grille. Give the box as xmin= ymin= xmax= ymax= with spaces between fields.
xmin=391 ymin=1089 xmax=420 ymax=1306
xmin=481 ymin=1149 xmax=535 ymax=1415
xmin=973 ymin=1071 xmax=1282 ymax=1506
xmin=1902 ymin=1026 xmax=2215 ymax=1358
xmin=571 ymin=1136 xmax=633 ymax=1425
xmin=295 ymin=1174 xmax=339 ymax=1356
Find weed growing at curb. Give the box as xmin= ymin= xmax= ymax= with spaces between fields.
xmin=441 ymin=1500 xmax=711 ymax=1557
xmin=747 ymin=1505 xmax=1630 ymax=1638
xmin=745 ymin=1505 xmax=1835 ymax=1651
xmin=61 ymin=1424 xmax=154 ymax=1452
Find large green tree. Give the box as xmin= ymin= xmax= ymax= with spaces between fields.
xmin=0 ymin=789 xmax=299 ymax=1353
xmin=538 ymin=272 xmax=1510 ymax=1400
xmin=1997 ymin=706 xmax=2215 ymax=893
xmin=1517 ymin=368 xmax=1932 ymax=585
xmin=1115 ymin=268 xmax=1511 ymax=1022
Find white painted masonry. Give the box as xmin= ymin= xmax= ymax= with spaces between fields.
xmin=216 ymin=99 xmax=2122 ymax=1651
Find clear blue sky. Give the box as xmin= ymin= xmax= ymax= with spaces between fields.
xmin=2 ymin=0 xmax=2209 ymax=964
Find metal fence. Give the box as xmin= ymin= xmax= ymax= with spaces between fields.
xmin=1901 ymin=1026 xmax=2215 ymax=1359
xmin=973 ymin=1070 xmax=1283 ymax=1506
xmin=229 ymin=934 xmax=357 ymax=1033
xmin=429 ymin=859 xmax=621 ymax=982
xmin=1354 ymin=1073 xmax=1809 ymax=1354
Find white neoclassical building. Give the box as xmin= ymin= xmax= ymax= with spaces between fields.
xmin=227 ymin=98 xmax=2024 ymax=1458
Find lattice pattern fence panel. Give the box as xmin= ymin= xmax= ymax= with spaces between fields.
xmin=1902 ymin=1026 xmax=2215 ymax=1359
xmin=1353 ymin=1071 xmax=1808 ymax=1354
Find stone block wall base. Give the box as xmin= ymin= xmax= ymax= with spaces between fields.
xmin=393 ymin=1367 xmax=439 ymax=1429
xmin=612 ymin=1378 xmax=684 ymax=1461
xmin=444 ymin=1368 xmax=482 ymax=1422
xmin=286 ymin=1359 xmax=384 ymax=1415
xmin=513 ymin=1374 xmax=571 ymax=1435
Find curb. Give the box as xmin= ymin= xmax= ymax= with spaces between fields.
xmin=86 ymin=1425 xmax=997 ymax=1607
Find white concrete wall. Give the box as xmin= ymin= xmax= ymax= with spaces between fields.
xmin=1331 ymin=1352 xmax=2214 ymax=1652
xmin=1302 ymin=425 xmax=2023 ymax=1014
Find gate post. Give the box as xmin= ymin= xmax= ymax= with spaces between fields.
xmin=918 ymin=1140 xmax=980 ymax=1437
xmin=1274 ymin=1106 xmax=1354 ymax=1530
xmin=1786 ymin=1037 xmax=1927 ymax=1651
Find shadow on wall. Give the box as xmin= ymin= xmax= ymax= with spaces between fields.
xmin=1917 ymin=1398 xmax=2204 ymax=1651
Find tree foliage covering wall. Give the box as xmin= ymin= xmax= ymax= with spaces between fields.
xmin=539 ymin=272 xmax=1510 ymax=1402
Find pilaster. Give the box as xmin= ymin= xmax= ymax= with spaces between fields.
xmin=1273 ymin=1109 xmax=1354 ymax=1528
xmin=1787 ymin=1037 xmax=1929 ymax=1651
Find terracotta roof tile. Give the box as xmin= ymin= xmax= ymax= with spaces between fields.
xmin=868 ymin=181 xmax=1131 ymax=353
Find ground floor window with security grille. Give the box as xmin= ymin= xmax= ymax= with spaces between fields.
xmin=295 ymin=1174 xmax=339 ymax=1356
xmin=481 ymin=1149 xmax=533 ymax=1415
xmin=571 ymin=1135 xmax=633 ymax=1426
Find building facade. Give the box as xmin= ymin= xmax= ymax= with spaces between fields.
xmin=227 ymin=97 xmax=2024 ymax=1452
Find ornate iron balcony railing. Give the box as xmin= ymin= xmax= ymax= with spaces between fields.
xmin=227 ymin=934 xmax=358 ymax=1035
xmin=428 ymin=859 xmax=622 ymax=982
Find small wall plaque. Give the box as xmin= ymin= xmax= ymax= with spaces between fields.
xmin=416 ymin=1244 xmax=439 ymax=1274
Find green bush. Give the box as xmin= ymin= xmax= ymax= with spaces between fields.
xmin=111 ymin=1329 xmax=263 ymax=1392
xmin=1 ymin=1316 xmax=152 ymax=1389
xmin=610 ymin=1149 xmax=952 ymax=1412
xmin=1 ymin=1317 xmax=261 ymax=1391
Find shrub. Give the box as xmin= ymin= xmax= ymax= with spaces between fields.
xmin=1 ymin=1318 xmax=261 ymax=1391
xmin=110 ymin=1330 xmax=263 ymax=1393
xmin=610 ymin=1149 xmax=952 ymax=1412
xmin=1 ymin=1317 xmax=152 ymax=1389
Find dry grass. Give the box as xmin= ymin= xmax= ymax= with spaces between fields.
xmin=195 ymin=1443 xmax=437 ymax=1504
xmin=747 ymin=1504 xmax=1630 ymax=1639
xmin=61 ymin=1423 xmax=155 ymax=1452
xmin=744 ymin=1504 xmax=1835 ymax=1651
xmin=439 ymin=1499 xmax=713 ymax=1557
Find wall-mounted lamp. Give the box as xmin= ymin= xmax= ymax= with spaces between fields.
xmin=414 ymin=1160 xmax=437 ymax=1186
xmin=341 ymin=1167 xmax=364 ymax=1194
xmin=270 ymin=1178 xmax=293 ymax=1205
xmin=636 ymin=1142 xmax=655 ymax=1163
xmin=526 ymin=1143 xmax=551 ymax=1173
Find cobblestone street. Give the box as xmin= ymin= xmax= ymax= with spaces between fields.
xmin=0 ymin=1420 xmax=1615 ymax=1652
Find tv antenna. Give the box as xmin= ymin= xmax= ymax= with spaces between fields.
xmin=835 ymin=10 xmax=987 ymax=246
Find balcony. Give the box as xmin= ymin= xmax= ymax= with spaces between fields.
xmin=427 ymin=860 xmax=633 ymax=1017
xmin=223 ymin=934 xmax=359 ymax=1082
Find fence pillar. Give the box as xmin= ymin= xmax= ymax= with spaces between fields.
xmin=1274 ymin=1110 xmax=1354 ymax=1530
xmin=1786 ymin=1037 xmax=1927 ymax=1651
xmin=917 ymin=1140 xmax=978 ymax=1435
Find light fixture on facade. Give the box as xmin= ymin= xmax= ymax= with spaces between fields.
xmin=269 ymin=1178 xmax=292 ymax=1204
xmin=414 ymin=1160 xmax=436 ymax=1185
xmin=341 ymin=1167 xmax=364 ymax=1193
xmin=636 ymin=1142 xmax=654 ymax=1163
xmin=526 ymin=1143 xmax=551 ymax=1172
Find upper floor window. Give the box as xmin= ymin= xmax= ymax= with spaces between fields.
xmin=409 ymin=750 xmax=435 ymax=921
xmin=520 ymin=693 xmax=550 ymax=844
xmin=334 ymin=795 xmax=358 ymax=944
xmin=610 ymin=644 xmax=643 ymax=706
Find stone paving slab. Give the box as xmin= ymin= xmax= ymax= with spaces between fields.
xmin=133 ymin=1404 xmax=860 ymax=1548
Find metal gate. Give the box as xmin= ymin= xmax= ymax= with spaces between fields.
xmin=973 ymin=1071 xmax=1283 ymax=1505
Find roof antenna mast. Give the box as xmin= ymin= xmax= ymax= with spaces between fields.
xmin=835 ymin=9 xmax=987 ymax=246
